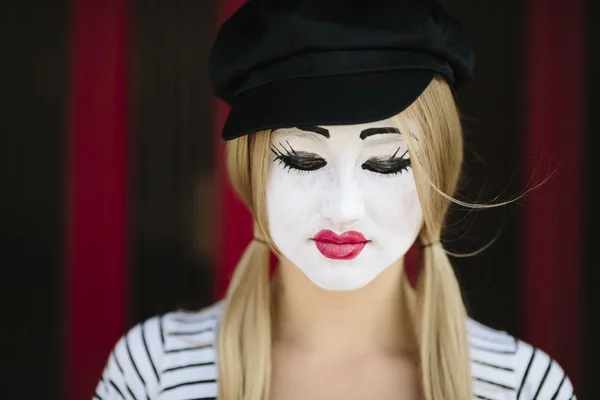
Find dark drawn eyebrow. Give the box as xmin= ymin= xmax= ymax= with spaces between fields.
xmin=296 ymin=126 xmax=330 ymax=138
xmin=360 ymin=127 xmax=401 ymax=140
xmin=294 ymin=125 xmax=401 ymax=140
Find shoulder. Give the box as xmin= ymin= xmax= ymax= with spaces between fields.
xmin=94 ymin=301 xmax=224 ymax=399
xmin=467 ymin=318 xmax=576 ymax=400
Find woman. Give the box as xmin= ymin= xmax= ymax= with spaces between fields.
xmin=95 ymin=0 xmax=576 ymax=399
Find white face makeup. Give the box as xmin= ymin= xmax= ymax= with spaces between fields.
xmin=266 ymin=117 xmax=424 ymax=291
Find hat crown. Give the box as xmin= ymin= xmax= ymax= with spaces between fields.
xmin=210 ymin=0 xmax=473 ymax=104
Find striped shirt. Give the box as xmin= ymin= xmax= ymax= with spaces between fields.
xmin=94 ymin=301 xmax=576 ymax=400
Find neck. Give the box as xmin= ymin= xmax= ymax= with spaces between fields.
xmin=271 ymin=257 xmax=416 ymax=356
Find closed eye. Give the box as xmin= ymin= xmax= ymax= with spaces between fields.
xmin=271 ymin=142 xmax=327 ymax=172
xmin=362 ymin=149 xmax=411 ymax=175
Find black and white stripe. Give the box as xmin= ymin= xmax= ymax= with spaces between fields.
xmin=468 ymin=319 xmax=576 ymax=400
xmin=95 ymin=303 xmax=221 ymax=399
xmin=95 ymin=302 xmax=576 ymax=399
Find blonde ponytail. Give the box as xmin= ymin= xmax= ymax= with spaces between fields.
xmin=218 ymin=131 xmax=275 ymax=400
xmin=218 ymin=239 xmax=272 ymax=400
xmin=417 ymin=243 xmax=471 ymax=399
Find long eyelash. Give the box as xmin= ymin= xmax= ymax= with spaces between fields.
xmin=389 ymin=147 xmax=401 ymax=159
xmin=389 ymin=162 xmax=411 ymax=175
xmin=391 ymin=149 xmax=411 ymax=175
xmin=270 ymin=141 xmax=297 ymax=160
xmin=361 ymin=147 xmax=411 ymax=176
xmin=388 ymin=148 xmax=408 ymax=160
xmin=270 ymin=146 xmax=292 ymax=171
xmin=270 ymin=142 xmax=326 ymax=174
xmin=390 ymin=149 xmax=411 ymax=175
xmin=284 ymin=140 xmax=297 ymax=155
xmin=270 ymin=145 xmax=283 ymax=159
xmin=270 ymin=142 xmax=305 ymax=173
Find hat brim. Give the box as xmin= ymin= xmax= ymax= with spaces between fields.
xmin=221 ymin=70 xmax=435 ymax=141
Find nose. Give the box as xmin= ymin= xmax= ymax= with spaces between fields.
xmin=321 ymin=170 xmax=365 ymax=228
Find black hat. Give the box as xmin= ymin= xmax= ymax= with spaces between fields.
xmin=209 ymin=0 xmax=475 ymax=141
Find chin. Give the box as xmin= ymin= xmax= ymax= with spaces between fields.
xmin=319 ymin=283 xmax=369 ymax=292
xmin=309 ymin=270 xmax=376 ymax=292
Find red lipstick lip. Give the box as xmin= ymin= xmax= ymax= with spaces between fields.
xmin=312 ymin=230 xmax=369 ymax=260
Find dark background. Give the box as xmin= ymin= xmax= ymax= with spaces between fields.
xmin=4 ymin=0 xmax=597 ymax=399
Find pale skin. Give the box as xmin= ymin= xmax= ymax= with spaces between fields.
xmin=265 ymin=118 xmax=423 ymax=400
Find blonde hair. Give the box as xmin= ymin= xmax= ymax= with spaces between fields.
xmin=218 ymin=75 xmax=472 ymax=399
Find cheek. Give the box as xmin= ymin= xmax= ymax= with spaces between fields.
xmin=364 ymin=172 xmax=423 ymax=230
xmin=266 ymin=167 xmax=324 ymax=233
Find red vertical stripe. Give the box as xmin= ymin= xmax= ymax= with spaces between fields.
xmin=215 ymin=0 xmax=253 ymax=298
xmin=66 ymin=0 xmax=129 ymax=398
xmin=523 ymin=0 xmax=583 ymax=389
